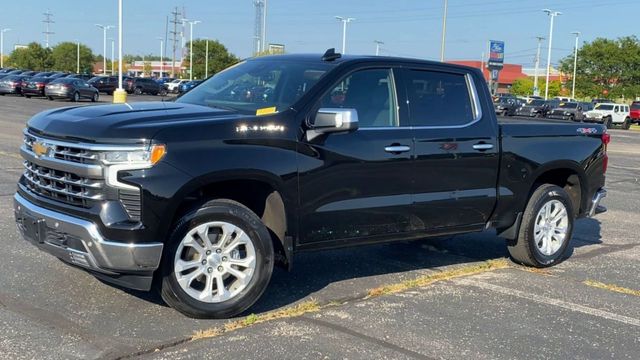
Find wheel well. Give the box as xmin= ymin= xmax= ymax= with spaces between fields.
xmin=172 ymin=180 xmax=290 ymax=267
xmin=531 ymin=169 xmax=582 ymax=215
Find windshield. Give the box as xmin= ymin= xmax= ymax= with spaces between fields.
xmin=595 ymin=104 xmax=614 ymax=110
xmin=529 ymin=100 xmax=545 ymax=106
xmin=559 ymin=102 xmax=578 ymax=109
xmin=176 ymin=59 xmax=333 ymax=114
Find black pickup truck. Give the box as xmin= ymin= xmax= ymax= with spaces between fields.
xmin=14 ymin=50 xmax=608 ymax=318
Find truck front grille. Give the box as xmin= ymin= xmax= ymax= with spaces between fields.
xmin=22 ymin=161 xmax=105 ymax=208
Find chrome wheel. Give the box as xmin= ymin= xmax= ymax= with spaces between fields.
xmin=174 ymin=221 xmax=256 ymax=303
xmin=533 ymin=200 xmax=568 ymax=256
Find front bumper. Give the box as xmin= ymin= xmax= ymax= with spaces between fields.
xmin=13 ymin=192 xmax=163 ymax=289
xmin=587 ymin=188 xmax=607 ymax=217
xmin=547 ymin=114 xmax=571 ymax=120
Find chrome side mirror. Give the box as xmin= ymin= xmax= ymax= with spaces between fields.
xmin=307 ymin=108 xmax=359 ymax=140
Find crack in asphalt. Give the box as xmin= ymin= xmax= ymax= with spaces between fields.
xmin=294 ymin=316 xmax=438 ymax=360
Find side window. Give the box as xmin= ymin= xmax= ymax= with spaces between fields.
xmin=405 ymin=70 xmax=475 ymax=126
xmin=319 ymin=68 xmax=398 ymax=128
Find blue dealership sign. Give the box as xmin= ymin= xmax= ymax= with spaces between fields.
xmin=488 ymin=40 xmax=504 ymax=69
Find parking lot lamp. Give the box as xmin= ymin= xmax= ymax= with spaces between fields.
xmin=95 ymin=24 xmax=114 ymax=75
xmin=542 ymin=9 xmax=561 ymax=100
xmin=335 ymin=16 xmax=355 ymax=54
xmin=157 ymin=37 xmax=164 ymax=78
xmin=571 ymin=31 xmax=581 ymax=99
xmin=183 ymin=19 xmax=201 ymax=81
xmin=440 ymin=0 xmax=448 ymax=62
xmin=113 ymin=0 xmax=127 ymax=103
xmin=76 ymin=40 xmax=80 ymax=73
xmin=1 ymin=28 xmax=11 ymax=68
xmin=205 ymin=38 xmax=209 ymax=78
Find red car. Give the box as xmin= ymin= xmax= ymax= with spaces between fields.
xmin=630 ymin=101 xmax=640 ymax=124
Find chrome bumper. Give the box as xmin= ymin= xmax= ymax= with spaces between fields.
xmin=13 ymin=193 xmax=163 ymax=274
xmin=588 ymin=188 xmax=607 ymax=217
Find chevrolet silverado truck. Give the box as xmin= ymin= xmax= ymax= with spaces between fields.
xmin=14 ymin=50 xmax=608 ymax=318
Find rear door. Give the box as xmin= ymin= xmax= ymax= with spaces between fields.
xmin=397 ymin=66 xmax=499 ymax=231
xmin=298 ymin=67 xmax=415 ymax=245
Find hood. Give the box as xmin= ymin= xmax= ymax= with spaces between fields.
xmin=27 ymin=101 xmax=245 ymax=144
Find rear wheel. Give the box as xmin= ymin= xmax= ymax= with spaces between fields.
xmin=160 ymin=199 xmax=274 ymax=319
xmin=134 ymin=87 xmax=143 ymax=95
xmin=47 ymin=96 xmax=54 ymax=101
xmin=622 ymin=117 xmax=631 ymax=130
xmin=25 ymin=95 xmax=31 ymax=99
xmin=507 ymin=184 xmax=574 ymax=267
xmin=159 ymin=88 xmax=167 ymax=96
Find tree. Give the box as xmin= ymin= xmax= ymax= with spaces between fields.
xmin=50 ymin=42 xmax=94 ymax=73
xmin=559 ymin=36 xmax=640 ymax=99
xmin=7 ymin=42 xmax=53 ymax=71
xmin=184 ymin=39 xmax=239 ymax=79
xmin=143 ymin=60 xmax=152 ymax=77
xmin=510 ymin=78 xmax=534 ymax=96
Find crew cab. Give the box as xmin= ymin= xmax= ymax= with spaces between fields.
xmin=584 ymin=103 xmax=631 ymax=129
xmin=14 ymin=50 xmax=608 ymax=319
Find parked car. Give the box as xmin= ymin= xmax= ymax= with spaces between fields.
xmin=584 ymin=103 xmax=631 ymax=129
xmin=88 ymin=76 xmax=127 ymax=95
xmin=0 ymin=75 xmax=30 ymax=95
xmin=19 ymin=71 xmax=38 ymax=77
xmin=66 ymin=74 xmax=94 ymax=81
xmin=178 ymin=80 xmax=203 ymax=94
xmin=494 ymin=97 xmax=523 ymax=116
xmin=554 ymin=96 xmax=577 ymax=103
xmin=45 ymin=77 xmax=99 ymax=102
xmin=22 ymin=77 xmax=55 ymax=98
xmin=514 ymin=99 xmax=557 ymax=117
xmin=48 ymin=72 xmax=70 ymax=79
xmin=0 ymin=68 xmax=15 ymax=74
xmin=125 ymin=77 xmax=167 ymax=95
xmin=14 ymin=52 xmax=608 ymax=319
xmin=630 ymin=101 xmax=640 ymax=124
xmin=591 ymin=98 xmax=612 ymax=105
xmin=156 ymin=77 xmax=175 ymax=85
xmin=165 ymin=79 xmax=189 ymax=93
xmin=546 ymin=102 xmax=587 ymax=121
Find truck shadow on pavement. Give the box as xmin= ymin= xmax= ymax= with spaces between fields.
xmin=115 ymin=218 xmax=603 ymax=315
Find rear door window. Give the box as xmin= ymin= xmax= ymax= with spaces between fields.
xmin=403 ymin=69 xmax=475 ymax=127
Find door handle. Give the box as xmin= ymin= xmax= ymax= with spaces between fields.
xmin=472 ymin=143 xmax=494 ymax=151
xmin=384 ymin=145 xmax=411 ymax=154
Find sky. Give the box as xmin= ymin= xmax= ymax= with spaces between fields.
xmin=1 ymin=0 xmax=638 ymax=68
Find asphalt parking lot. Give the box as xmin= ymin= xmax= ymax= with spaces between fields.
xmin=0 ymin=94 xmax=638 ymax=360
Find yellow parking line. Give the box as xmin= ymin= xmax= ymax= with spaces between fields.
xmin=584 ymin=280 xmax=640 ymax=297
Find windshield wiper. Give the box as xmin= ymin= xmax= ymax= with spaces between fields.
xmin=206 ymin=104 xmax=238 ymax=112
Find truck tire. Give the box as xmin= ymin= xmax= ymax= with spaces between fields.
xmin=622 ymin=117 xmax=631 ymax=130
xmin=507 ymin=184 xmax=574 ymax=267
xmin=159 ymin=199 xmax=274 ymax=318
xmin=604 ymin=116 xmax=612 ymax=129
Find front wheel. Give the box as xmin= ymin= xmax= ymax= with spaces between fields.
xmin=91 ymin=92 xmax=99 ymax=102
xmin=160 ymin=199 xmax=274 ymax=318
xmin=604 ymin=116 xmax=613 ymax=129
xmin=71 ymin=92 xmax=80 ymax=102
xmin=507 ymin=184 xmax=574 ymax=267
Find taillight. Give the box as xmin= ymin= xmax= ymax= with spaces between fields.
xmin=37 ymin=83 xmax=44 ymax=87
xmin=602 ymin=132 xmax=610 ymax=173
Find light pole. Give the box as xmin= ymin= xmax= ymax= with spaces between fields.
xmin=109 ymin=38 xmax=115 ymax=75
xmin=95 ymin=24 xmax=113 ymax=75
xmin=571 ymin=31 xmax=580 ymax=99
xmin=76 ymin=40 xmax=80 ymax=73
xmin=113 ymin=0 xmax=126 ymax=103
xmin=205 ymin=38 xmax=209 ymax=78
xmin=542 ymin=9 xmax=561 ymax=100
xmin=262 ymin=0 xmax=267 ymax=52
xmin=533 ymin=36 xmax=545 ymax=96
xmin=157 ymin=37 xmax=164 ymax=78
xmin=374 ymin=40 xmax=384 ymax=56
xmin=1 ymin=28 xmax=11 ymax=69
xmin=183 ymin=19 xmax=200 ymax=81
xmin=440 ymin=0 xmax=448 ymax=62
xmin=335 ymin=16 xmax=355 ymax=54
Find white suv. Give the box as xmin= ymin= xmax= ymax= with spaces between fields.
xmin=584 ymin=103 xmax=631 ymax=129
xmin=165 ymin=79 xmax=189 ymax=93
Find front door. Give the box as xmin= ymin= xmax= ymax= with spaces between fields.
xmin=298 ymin=67 xmax=414 ymax=245
xmin=398 ymin=67 xmax=499 ymax=232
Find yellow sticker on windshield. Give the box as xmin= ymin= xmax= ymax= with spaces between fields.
xmin=559 ymin=102 xmax=565 ymax=106
xmin=256 ymin=107 xmax=277 ymax=116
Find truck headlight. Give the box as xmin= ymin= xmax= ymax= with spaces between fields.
xmin=103 ymin=144 xmax=166 ymax=166
xmin=102 ymin=144 xmax=166 ymax=190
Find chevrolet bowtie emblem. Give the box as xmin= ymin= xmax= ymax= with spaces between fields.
xmin=32 ymin=142 xmax=50 ymax=157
